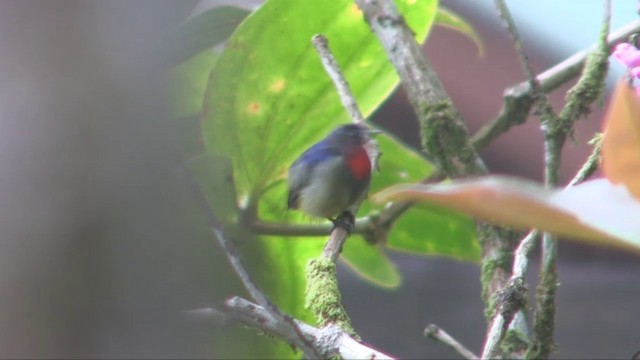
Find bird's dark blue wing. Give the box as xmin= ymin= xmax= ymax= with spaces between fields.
xmin=294 ymin=142 xmax=341 ymax=167
xmin=287 ymin=142 xmax=341 ymax=209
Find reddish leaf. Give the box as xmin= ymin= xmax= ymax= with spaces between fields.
xmin=602 ymin=80 xmax=640 ymax=199
xmin=374 ymin=177 xmax=640 ymax=252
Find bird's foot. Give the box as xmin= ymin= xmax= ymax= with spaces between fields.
xmin=328 ymin=211 xmax=355 ymax=236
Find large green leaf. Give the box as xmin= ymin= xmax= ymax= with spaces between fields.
xmin=341 ymin=239 xmax=402 ymax=288
xmin=202 ymin=0 xmax=438 ymax=198
xmin=199 ymin=0 xmax=481 ymax=291
xmin=387 ymin=204 xmax=479 ymax=261
xmin=257 ymin=181 xmax=325 ymax=320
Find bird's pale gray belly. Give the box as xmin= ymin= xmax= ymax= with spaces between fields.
xmin=297 ymin=157 xmax=350 ymax=217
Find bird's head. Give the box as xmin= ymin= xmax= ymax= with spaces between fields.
xmin=325 ymin=123 xmax=381 ymax=148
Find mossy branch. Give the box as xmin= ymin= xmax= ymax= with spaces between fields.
xmin=355 ymin=0 xmax=516 ymax=325
xmin=305 ymin=258 xmax=359 ymax=339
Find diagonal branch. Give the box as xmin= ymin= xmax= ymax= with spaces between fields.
xmin=355 ymin=0 xmax=516 ymax=324
xmin=312 ymin=34 xmax=365 ymax=125
xmin=303 ymin=34 xmax=377 ymax=338
xmin=424 ymin=324 xmax=478 ymax=360
xmin=181 ymin=298 xmax=395 ymax=359
xmin=481 ymin=98 xmax=606 ymax=359
xmin=472 ymin=18 xmax=640 ymax=149
xmin=186 ymin=168 xmax=322 ymax=359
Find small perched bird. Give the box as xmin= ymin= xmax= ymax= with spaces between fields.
xmin=287 ymin=123 xmax=380 ymax=230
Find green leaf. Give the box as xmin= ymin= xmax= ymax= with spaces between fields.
xmin=170 ymin=50 xmax=217 ymax=119
xmin=362 ymin=133 xmax=479 ymax=262
xmin=387 ymin=204 xmax=479 ymax=261
xmin=169 ymin=6 xmax=251 ymax=64
xmin=202 ymin=0 xmax=438 ymax=198
xmin=341 ymin=239 xmax=402 ymax=289
xmin=198 ymin=0 xmax=480 ymax=293
xmin=435 ymin=6 xmax=485 ymax=56
xmin=257 ymin=181 xmax=325 ymax=320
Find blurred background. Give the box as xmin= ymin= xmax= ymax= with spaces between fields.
xmin=0 ymin=0 xmax=638 ymax=358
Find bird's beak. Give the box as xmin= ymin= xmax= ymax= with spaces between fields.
xmin=367 ymin=129 xmax=382 ymax=137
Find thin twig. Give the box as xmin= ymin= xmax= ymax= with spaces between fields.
xmin=251 ymin=217 xmax=373 ymax=237
xmin=485 ymin=5 xmax=550 ymax=355
xmin=568 ymin=133 xmax=603 ymax=187
xmin=186 ymin=169 xmax=322 ymax=359
xmin=424 ymin=324 xmax=478 ymax=360
xmin=482 ymin=3 xmax=612 ymax=355
xmin=530 ymin=1 xmax=611 ymax=358
xmin=252 ymin=169 xmax=446 ymax=244
xmin=312 ymin=34 xmax=364 ymax=124
xmin=483 ymin=3 xmax=551 ymax=357
xmin=481 ymin=231 xmax=537 ymax=359
xmin=481 ymin=136 xmax=604 ymax=357
xmin=495 ymin=0 xmax=558 ymax=127
xmin=494 ymin=0 xmax=538 ymax=92
xmin=304 ymin=34 xmax=373 ymax=337
xmin=183 ymin=297 xmax=395 ymax=359
xmin=472 ymin=19 xmax=640 ymax=149
xmin=311 ymin=34 xmax=378 ymax=260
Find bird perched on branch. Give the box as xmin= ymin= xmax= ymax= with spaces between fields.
xmin=287 ymin=123 xmax=380 ymax=232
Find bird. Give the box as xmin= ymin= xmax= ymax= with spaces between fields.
xmin=287 ymin=123 xmax=380 ymax=232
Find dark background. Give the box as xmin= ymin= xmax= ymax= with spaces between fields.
xmin=0 ymin=1 xmax=637 ymax=358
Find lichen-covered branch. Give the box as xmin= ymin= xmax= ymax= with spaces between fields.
xmin=355 ymin=0 xmax=517 ymax=324
xmin=187 ymin=297 xmax=395 ymax=359
xmin=481 ymin=133 xmax=603 ymax=357
xmin=355 ymin=0 xmax=486 ymax=177
xmin=303 ymin=34 xmax=368 ymax=339
xmin=472 ymin=19 xmax=640 ymax=149
xmin=528 ymin=2 xmax=611 ymax=358
xmin=186 ymin=168 xmax=322 ymax=358
xmin=306 ymin=257 xmax=359 ymax=338
xmin=481 ymin=231 xmax=537 ymax=358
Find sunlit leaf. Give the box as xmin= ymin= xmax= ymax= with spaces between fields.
xmin=375 ymin=176 xmax=640 ymax=252
xmin=387 ymin=204 xmax=479 ymax=261
xmin=602 ymin=80 xmax=640 ymax=200
xmin=435 ymin=6 xmax=484 ymax=56
xmin=258 ymin=181 xmax=326 ymax=317
xmin=341 ymin=240 xmax=401 ymax=289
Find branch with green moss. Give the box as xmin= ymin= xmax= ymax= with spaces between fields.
xmin=186 ymin=167 xmax=322 ymax=358
xmin=472 ymin=18 xmax=640 ymax=149
xmin=481 ymin=134 xmax=603 ymax=358
xmin=490 ymin=1 xmax=611 ymax=358
xmin=355 ymin=0 xmax=517 ymax=324
xmin=181 ymin=297 xmax=394 ymax=359
xmin=302 ymin=34 xmax=371 ymax=339
xmin=530 ymin=3 xmax=610 ymax=358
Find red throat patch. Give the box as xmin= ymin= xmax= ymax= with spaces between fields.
xmin=346 ymin=147 xmax=372 ymax=180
